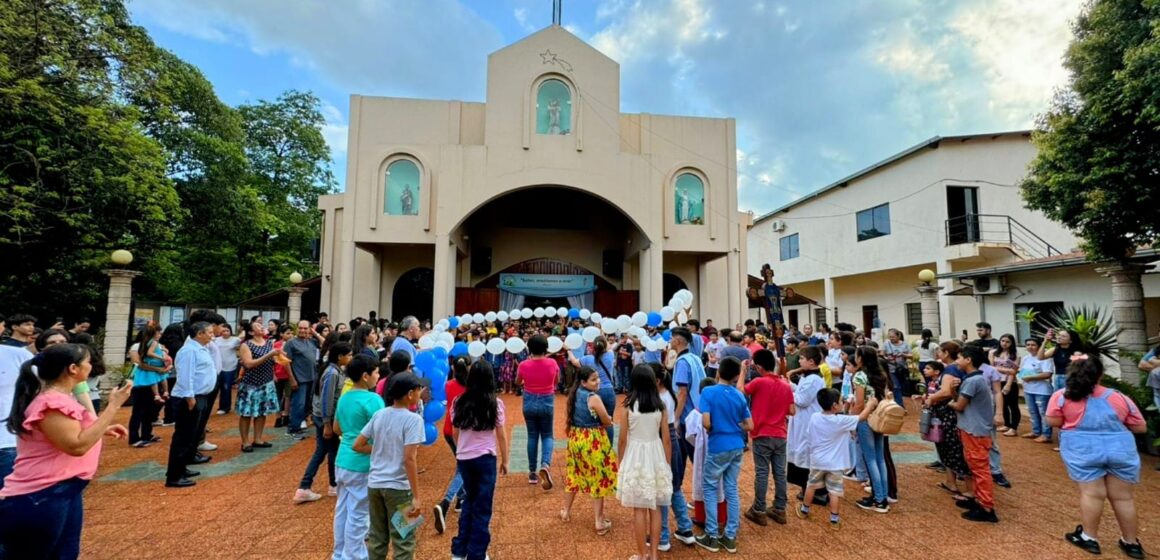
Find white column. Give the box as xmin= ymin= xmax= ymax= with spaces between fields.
xmin=916 ymin=285 xmax=944 ymax=339
xmin=433 ymin=234 xmax=457 ymax=319
xmin=937 ymin=260 xmax=955 ymax=340
xmin=101 ymin=269 xmax=142 ymax=371
xmin=823 ymin=276 xmax=835 ymax=326
xmin=642 ymin=245 xmax=664 ymax=311
xmin=1097 ymin=263 xmax=1152 ymax=384
xmin=336 ymin=239 xmax=357 ymax=322
xmin=287 ymin=287 xmax=308 ymax=324
xmin=726 ymin=250 xmax=742 ymax=327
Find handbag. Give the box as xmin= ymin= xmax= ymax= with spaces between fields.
xmin=918 ymin=408 xmax=934 ymax=435
xmin=921 ymin=418 xmax=943 ymax=443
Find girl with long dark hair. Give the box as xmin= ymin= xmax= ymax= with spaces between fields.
xmin=351 ymin=324 xmax=378 ymax=360
xmin=1040 ymin=328 xmax=1083 ymax=393
xmin=0 ymin=344 xmax=132 ymax=558
xmin=617 ymin=364 xmax=672 ymax=560
xmin=568 ymin=335 xmax=618 ymax=441
xmin=991 ymin=334 xmax=1021 ymax=436
xmin=294 ymin=341 xmax=352 ymax=504
xmin=559 ymin=366 xmax=617 ymax=535
xmin=451 ymin=360 xmax=509 ymax=560
xmin=1048 ymin=356 xmax=1146 ymax=558
xmin=433 ymin=357 xmax=471 ymax=535
xmin=852 ymin=346 xmax=890 ymax=513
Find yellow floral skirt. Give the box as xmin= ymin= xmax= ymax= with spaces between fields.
xmin=565 ymin=426 xmax=618 ymax=497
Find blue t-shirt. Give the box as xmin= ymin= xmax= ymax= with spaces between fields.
xmin=689 ymin=333 xmax=704 ymax=361
xmin=389 ymin=337 xmax=416 ymax=360
xmin=580 ymin=352 xmax=615 ymax=390
xmin=700 ymin=384 xmax=751 ymax=454
xmin=672 ymin=352 xmax=706 ymax=423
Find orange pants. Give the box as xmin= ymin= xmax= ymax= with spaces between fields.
xmin=959 ymin=429 xmax=994 ymax=511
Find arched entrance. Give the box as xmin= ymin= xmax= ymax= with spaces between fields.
xmin=663 ymin=273 xmax=687 ymax=306
xmin=392 ymin=267 xmax=434 ymax=322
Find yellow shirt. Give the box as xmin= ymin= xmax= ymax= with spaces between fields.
xmin=341 ymin=379 xmax=353 ymax=395
xmin=819 ymin=362 xmax=833 ymax=388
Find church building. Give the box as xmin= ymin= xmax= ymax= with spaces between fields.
xmin=317 ymin=23 xmax=751 ymax=324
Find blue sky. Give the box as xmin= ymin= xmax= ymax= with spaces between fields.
xmin=129 ymin=0 xmax=1083 ymax=215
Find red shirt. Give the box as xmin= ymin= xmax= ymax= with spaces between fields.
xmin=443 ymin=379 xmax=466 ymax=436
xmin=517 ymin=357 xmax=559 ymax=396
xmin=744 ymin=374 xmax=794 ymax=439
xmin=273 ymin=340 xmax=289 ymax=381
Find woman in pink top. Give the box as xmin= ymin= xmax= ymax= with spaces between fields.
xmin=517 ymin=335 xmax=560 ymax=489
xmin=0 ymin=344 xmax=132 ymax=559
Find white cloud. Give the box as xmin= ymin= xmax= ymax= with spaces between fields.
xmin=514 ymin=7 xmax=536 ymax=32
xmin=319 ymin=102 xmax=348 ymax=158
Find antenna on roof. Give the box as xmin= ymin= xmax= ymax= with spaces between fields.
xmin=552 ymin=0 xmax=562 ymax=26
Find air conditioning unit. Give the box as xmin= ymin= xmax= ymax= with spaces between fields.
xmin=770 ymin=219 xmax=787 ymax=233
xmin=973 ymin=275 xmax=1006 ymax=295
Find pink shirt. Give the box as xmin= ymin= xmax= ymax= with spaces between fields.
xmin=453 ymin=398 xmax=505 ymax=461
xmin=1045 ymin=386 xmax=1146 ymax=431
xmin=0 ymin=391 xmax=101 ymax=497
xmin=517 ymin=357 xmax=559 ymax=396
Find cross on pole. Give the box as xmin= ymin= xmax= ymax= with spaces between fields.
xmin=552 ymin=0 xmax=562 ymax=26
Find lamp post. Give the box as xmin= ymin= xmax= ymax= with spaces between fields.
xmin=287 ymin=271 xmax=307 ymax=324
xmin=102 ymin=250 xmax=142 ymax=370
xmin=915 ymin=268 xmax=943 ymax=338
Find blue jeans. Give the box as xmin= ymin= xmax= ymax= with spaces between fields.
xmin=218 ymin=367 xmax=237 ymax=412
xmin=1026 ymin=392 xmax=1053 ymax=438
xmin=0 ymin=447 xmax=15 ymax=491
xmin=659 ymin=425 xmax=692 ymax=545
xmin=889 ymin=367 xmax=907 ymax=406
xmin=442 ymin=435 xmax=465 ymax=504
xmin=523 ymin=393 xmax=554 ymax=472
xmin=1053 ymin=374 xmax=1067 ymax=392
xmin=300 ymin=415 xmax=339 ymax=489
xmin=856 ymin=421 xmax=888 ymax=502
xmin=852 ymin=438 xmax=868 ymax=481
xmin=288 ymin=381 xmax=312 ymax=434
xmin=990 ymin=427 xmax=1003 ymax=475
xmin=0 ymin=477 xmax=88 ymax=559
xmin=702 ymin=448 xmax=743 ymax=539
xmin=597 ymin=387 xmax=617 ymax=442
xmin=453 ymin=454 xmax=497 ymax=560
xmin=616 ymin=365 xmax=632 ymax=392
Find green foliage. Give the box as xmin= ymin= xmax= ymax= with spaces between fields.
xmin=1020 ymin=0 xmax=1160 ymax=262
xmin=1016 ymin=309 xmax=1040 ymax=326
xmin=1099 ymin=374 xmax=1160 ymax=450
xmin=1039 ymin=305 xmax=1121 ymax=360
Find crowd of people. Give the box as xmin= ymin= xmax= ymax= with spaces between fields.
xmin=0 ymin=308 xmax=1155 ymax=559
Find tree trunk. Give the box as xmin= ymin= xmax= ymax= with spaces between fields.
xmin=1096 ymin=262 xmax=1153 ymax=385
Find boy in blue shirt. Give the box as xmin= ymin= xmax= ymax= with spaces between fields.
xmin=695 ymin=357 xmax=752 ymax=554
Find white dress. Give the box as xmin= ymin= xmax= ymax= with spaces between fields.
xmin=617 ymin=403 xmax=674 ymax=509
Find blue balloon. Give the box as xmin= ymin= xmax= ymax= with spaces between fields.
xmin=432 ymin=346 xmax=448 ymax=362
xmin=568 ymin=308 xmax=580 ymax=319
xmin=662 ymin=329 xmax=672 ymax=342
xmin=423 ymin=422 xmax=439 ymax=446
xmin=450 ymin=341 xmax=469 ymax=358
xmin=414 ymin=350 xmax=438 ymax=375
xmin=647 ymin=312 xmax=663 ymax=328
xmin=422 ymin=400 xmax=446 ymax=424
xmin=448 ymin=316 xmax=460 ymax=328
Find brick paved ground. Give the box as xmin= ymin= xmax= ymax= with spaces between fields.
xmin=82 ymin=395 xmax=1159 ymax=559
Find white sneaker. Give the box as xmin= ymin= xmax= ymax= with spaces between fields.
xmin=300 ymin=420 xmax=308 ymax=429
xmin=197 ymin=442 xmax=218 ymax=452
xmin=215 ymin=410 xmax=227 ymax=415
xmin=293 ymin=489 xmax=322 ymax=504
xmin=328 ymin=485 xmax=338 ymax=496
xmin=658 ymin=542 xmax=672 ymax=552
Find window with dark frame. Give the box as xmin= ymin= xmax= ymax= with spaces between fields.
xmin=1014 ymin=302 xmax=1065 ymax=344
xmin=856 ymin=203 xmax=891 ymax=241
xmin=905 ymin=303 xmax=923 ymax=335
xmin=779 ymin=233 xmax=800 ymax=261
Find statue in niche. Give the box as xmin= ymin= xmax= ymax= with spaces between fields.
xmin=400 ymin=184 xmax=415 ymax=215
xmin=547 ymin=98 xmax=564 ymax=135
xmin=677 ymin=188 xmax=692 ymax=224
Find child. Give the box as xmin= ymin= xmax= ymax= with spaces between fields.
xmin=685 ymin=377 xmax=725 ymax=529
xmin=948 ymin=344 xmax=1000 ymax=523
xmin=787 ymin=346 xmax=827 ymax=504
xmin=617 ymin=364 xmax=673 ymax=560
xmin=653 ymin=363 xmax=694 ymax=550
xmin=332 ymin=354 xmax=384 ymax=559
xmin=294 ymin=341 xmax=352 ymax=503
xmin=797 ymin=388 xmax=875 ymax=529
xmin=434 ymin=358 xmax=470 ymax=535
xmin=354 ymin=372 xmax=426 ymax=560
xmin=742 ymin=349 xmax=795 ymax=527
xmin=451 ymin=360 xmax=509 ymax=560
xmin=560 ymin=367 xmax=618 ymax=536
xmin=695 ymin=357 xmax=752 ymax=554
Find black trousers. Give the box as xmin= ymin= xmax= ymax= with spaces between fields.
xmin=1002 ymin=384 xmax=1022 ymax=430
xmin=196 ymin=377 xmax=222 ymax=444
xmin=127 ymin=385 xmax=157 ymax=444
xmin=166 ymin=395 xmax=209 ymax=481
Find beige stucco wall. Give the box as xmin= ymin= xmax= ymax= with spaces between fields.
xmin=320 ymin=26 xmax=747 ymax=322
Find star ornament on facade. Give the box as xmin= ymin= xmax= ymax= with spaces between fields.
xmin=539 ymin=49 xmax=574 ymax=73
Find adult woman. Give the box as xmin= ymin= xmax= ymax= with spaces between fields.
xmin=928 ymin=341 xmax=972 ymax=500
xmin=237 ymin=320 xmax=284 ymax=452
xmin=0 ymin=344 xmax=132 ymax=558
xmin=882 ymin=329 xmax=910 ymax=406
xmin=915 ymin=329 xmax=936 ymax=373
xmin=1048 ymin=355 xmax=1146 ymax=559
xmin=294 ymin=342 xmax=352 ymax=504
xmin=518 ymin=334 xmax=560 ymax=488
xmin=852 ymin=346 xmax=891 ymax=513
xmin=1039 ymin=328 xmax=1083 ymax=392
xmin=568 ymin=336 xmax=617 ymax=442
xmin=128 ymin=325 xmax=168 ymax=447
xmin=214 ymin=324 xmax=241 ymax=415
xmin=351 ymin=323 xmax=379 ymax=361
xmin=990 ymin=334 xmax=1021 ymax=437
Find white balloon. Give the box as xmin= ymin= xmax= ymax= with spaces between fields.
xmin=631 ymin=312 xmax=648 ymax=328
xmin=438 ymin=332 xmax=455 ymax=346
xmin=547 ymin=336 xmax=564 ymax=353
xmin=669 ymin=320 xmax=679 ymax=329
xmin=590 ymin=313 xmax=603 ymax=324
xmin=628 ymin=326 xmax=646 ymax=339
xmin=532 ymin=307 xmax=544 ymax=318
xmin=660 ymin=307 xmax=675 ymax=322
xmin=468 ymin=340 xmax=487 ymax=358
xmin=557 ymin=307 xmax=569 ymax=319
xmin=615 ymin=315 xmax=631 ymax=332
xmin=435 ymin=340 xmax=452 ymax=352
xmin=485 ymin=311 xmax=497 ymax=323
xmin=418 ymin=334 xmax=435 ymax=350
xmin=678 ymin=311 xmax=688 ymax=324
xmin=472 ymin=313 xmax=485 ymax=324
xmin=579 ymin=309 xmax=591 ymax=320
xmin=669 ymin=297 xmax=682 ymax=310
xmin=505 ymin=337 xmax=526 ymax=354
xmin=644 ymin=339 xmax=657 ymax=352
xmin=565 ymin=333 xmax=584 ymax=350
xmin=461 ymin=314 xmax=473 ymax=326
xmin=432 ymin=324 xmax=445 ymax=334
xmin=678 ymin=290 xmax=694 ymax=307
xmin=600 ymin=318 xmax=617 ymax=334
xmin=521 ymin=308 xmax=533 ymax=319
xmin=496 ymin=311 xmax=509 ymax=322
xmin=486 ymin=337 xmax=506 ymax=355
xmin=582 ymin=326 xmax=601 ymax=343
xmin=509 ymin=309 xmax=521 ymax=321
xmin=544 ymin=307 xmax=556 ymax=318
xmin=437 ymin=319 xmax=450 ymax=330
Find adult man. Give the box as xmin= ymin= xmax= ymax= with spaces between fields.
xmin=2 ymin=314 xmax=37 ymax=350
xmin=0 ymin=341 xmax=33 ymax=488
xmin=69 ymin=317 xmax=91 ymax=340
xmin=390 ymin=316 xmax=420 ymax=360
xmin=719 ymin=331 xmax=751 ymax=366
xmin=974 ymin=322 xmax=1001 ymax=355
xmin=284 ymin=320 xmax=320 ymax=438
xmin=702 ymin=319 xmax=718 ymax=338
xmin=802 ymin=324 xmax=824 ymax=347
xmin=166 ymin=322 xmax=217 ymax=488
xmin=686 ymin=319 xmax=705 ymax=362
xmin=189 ymin=310 xmax=227 ymax=453
xmin=668 ymin=327 xmax=703 ymax=547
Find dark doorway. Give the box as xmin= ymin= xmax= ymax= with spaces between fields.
xmin=788 ymin=309 xmax=799 ymax=330
xmin=861 ymin=305 xmax=879 ymax=335
xmin=393 ymin=268 xmax=434 ymax=323
xmin=946 ymin=186 xmax=980 ymax=244
xmin=663 ymin=273 xmax=688 ymax=305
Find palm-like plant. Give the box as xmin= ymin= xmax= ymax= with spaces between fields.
xmin=1036 ymin=305 xmax=1120 ymax=360
xmin=1016 ymin=309 xmax=1039 ymax=327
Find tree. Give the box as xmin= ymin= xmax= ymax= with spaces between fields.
xmin=1020 ymin=0 xmax=1160 ymax=382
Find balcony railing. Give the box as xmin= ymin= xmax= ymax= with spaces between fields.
xmin=945 ymin=214 xmax=1062 ymax=260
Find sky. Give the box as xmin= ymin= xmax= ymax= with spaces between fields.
xmin=127 ymin=0 xmax=1085 ymax=216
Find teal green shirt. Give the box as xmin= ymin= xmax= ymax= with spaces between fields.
xmin=335 ymin=389 xmax=384 ymax=473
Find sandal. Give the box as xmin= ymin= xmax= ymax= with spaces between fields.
xmin=241 ymin=445 xmax=254 ymax=453
xmin=936 ymin=482 xmax=963 ymax=497
xmin=1003 ymin=429 xmax=1017 ymax=437
xmin=596 ymin=519 xmax=612 ymax=536
xmin=253 ymin=441 xmax=273 ymax=448
xmin=559 ymin=509 xmax=570 ymax=522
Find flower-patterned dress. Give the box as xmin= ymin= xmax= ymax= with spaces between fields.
xmin=237 ymin=338 xmax=281 ymax=418
xmin=616 ymin=402 xmax=673 ymax=509
xmin=566 ymin=387 xmax=618 ymax=498
xmin=929 ymin=371 xmax=970 ymax=477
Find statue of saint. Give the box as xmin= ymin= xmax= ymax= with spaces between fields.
xmin=547 ymin=98 xmax=563 ymax=134
xmin=677 ymin=188 xmax=691 ymax=224
xmin=761 ymin=263 xmax=785 ymax=356
xmin=400 ymin=184 xmax=415 ymax=215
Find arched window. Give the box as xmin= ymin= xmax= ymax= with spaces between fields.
xmin=384 ymin=159 xmax=421 ymax=215
xmin=674 ymin=173 xmax=705 ymax=225
xmin=535 ymin=79 xmax=572 ymax=135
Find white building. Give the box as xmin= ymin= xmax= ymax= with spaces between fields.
xmin=747 ymin=131 xmax=1160 ymax=342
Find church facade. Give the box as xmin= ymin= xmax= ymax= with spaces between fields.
xmin=317 ymin=26 xmax=751 ymax=324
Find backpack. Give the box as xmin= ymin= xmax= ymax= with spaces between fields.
xmin=868 ymin=391 xmax=906 ymax=435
